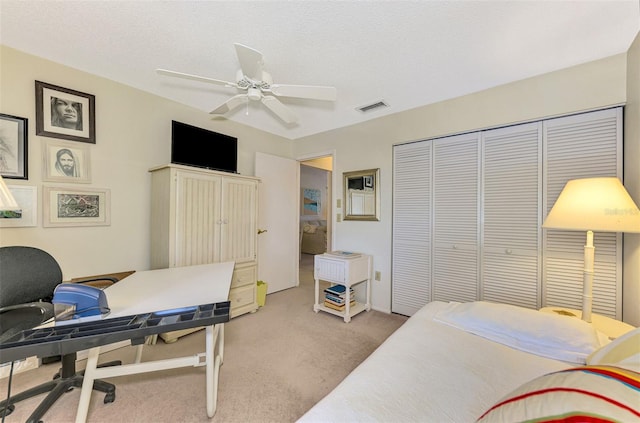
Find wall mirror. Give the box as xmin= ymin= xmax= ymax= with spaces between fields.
xmin=343 ymin=168 xmax=380 ymax=221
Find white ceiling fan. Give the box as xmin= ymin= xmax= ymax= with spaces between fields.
xmin=157 ymin=43 xmax=337 ymax=124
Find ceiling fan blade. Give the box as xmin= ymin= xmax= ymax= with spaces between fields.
xmin=210 ymin=94 xmax=249 ymax=115
xmin=234 ymin=43 xmax=264 ymax=81
xmin=261 ymin=96 xmax=298 ymax=124
xmin=268 ymin=84 xmax=337 ymax=101
xmin=157 ymin=69 xmax=237 ymax=88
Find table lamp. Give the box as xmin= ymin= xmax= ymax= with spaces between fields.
xmin=542 ymin=177 xmax=640 ymax=322
xmin=0 ymin=175 xmax=20 ymax=211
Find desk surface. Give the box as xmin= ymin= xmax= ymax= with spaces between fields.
xmin=105 ymin=261 xmax=235 ymax=318
xmin=0 ymin=262 xmax=235 ymax=363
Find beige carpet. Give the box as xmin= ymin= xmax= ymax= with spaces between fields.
xmin=0 ymin=255 xmax=407 ymax=423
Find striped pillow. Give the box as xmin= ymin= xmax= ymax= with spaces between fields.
xmin=477 ymin=365 xmax=640 ymax=422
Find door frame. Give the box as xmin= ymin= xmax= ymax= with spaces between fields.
xmin=297 ymin=149 xmax=336 ymax=255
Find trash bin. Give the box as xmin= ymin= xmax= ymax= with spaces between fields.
xmin=257 ymin=280 xmax=267 ymax=307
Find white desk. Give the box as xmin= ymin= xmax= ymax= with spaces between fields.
xmin=75 ymin=262 xmax=234 ymax=423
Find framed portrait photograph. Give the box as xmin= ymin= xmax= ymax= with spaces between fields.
xmin=0 ymin=185 xmax=37 ymax=227
xmin=35 ymin=81 xmax=96 ymax=144
xmin=0 ymin=113 xmax=28 ymax=179
xmin=43 ymin=186 xmax=110 ymax=227
xmin=42 ymin=139 xmax=91 ymax=183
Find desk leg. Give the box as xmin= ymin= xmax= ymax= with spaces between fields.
xmin=206 ymin=324 xmax=224 ymax=418
xmin=75 ymin=347 xmax=100 ymax=423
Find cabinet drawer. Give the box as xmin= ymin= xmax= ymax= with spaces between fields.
xmin=231 ymin=265 xmax=256 ymax=288
xmin=229 ymin=283 xmax=256 ymax=310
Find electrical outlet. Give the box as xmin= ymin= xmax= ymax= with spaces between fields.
xmin=375 ymin=271 xmax=381 ymax=281
xmin=336 ymin=198 xmax=341 ymax=208
xmin=337 ymin=213 xmax=342 ymax=222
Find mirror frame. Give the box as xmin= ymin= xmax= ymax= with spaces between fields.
xmin=343 ymin=168 xmax=380 ymax=221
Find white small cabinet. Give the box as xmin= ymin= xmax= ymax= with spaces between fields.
xmin=149 ymin=164 xmax=260 ymax=333
xmin=313 ymin=253 xmax=371 ymax=322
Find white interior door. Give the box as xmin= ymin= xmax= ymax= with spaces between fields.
xmin=255 ymin=152 xmax=299 ymax=293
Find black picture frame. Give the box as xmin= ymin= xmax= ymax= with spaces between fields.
xmin=0 ymin=113 xmax=28 ymax=179
xmin=35 ymin=81 xmax=96 ymax=144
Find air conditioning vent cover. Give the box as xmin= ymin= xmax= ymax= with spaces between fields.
xmin=357 ymin=100 xmax=389 ymax=113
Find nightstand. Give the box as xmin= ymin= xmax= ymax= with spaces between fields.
xmin=539 ymin=307 xmax=635 ymax=339
xmin=313 ymin=253 xmax=371 ymax=322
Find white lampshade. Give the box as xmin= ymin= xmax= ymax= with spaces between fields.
xmin=543 ymin=177 xmax=640 ymax=233
xmin=0 ymin=175 xmax=20 ymax=211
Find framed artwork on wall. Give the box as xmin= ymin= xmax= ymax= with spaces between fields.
xmin=0 ymin=185 xmax=37 ymax=227
xmin=42 ymin=139 xmax=91 ymax=183
xmin=302 ymin=188 xmax=321 ymax=216
xmin=0 ymin=113 xmax=28 ymax=179
xmin=43 ymin=186 xmax=110 ymax=227
xmin=35 ymin=81 xmax=96 ymax=144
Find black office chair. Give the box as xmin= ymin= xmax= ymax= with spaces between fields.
xmin=0 ymin=246 xmax=119 ymax=422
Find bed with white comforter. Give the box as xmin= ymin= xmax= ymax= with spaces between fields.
xmin=298 ymin=301 xmax=640 ymax=423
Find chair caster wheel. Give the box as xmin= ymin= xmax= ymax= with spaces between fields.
xmin=0 ymin=403 xmax=15 ymax=417
xmin=104 ymin=392 xmax=115 ymax=404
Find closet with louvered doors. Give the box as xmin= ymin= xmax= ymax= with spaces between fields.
xmin=392 ymin=107 xmax=623 ymax=318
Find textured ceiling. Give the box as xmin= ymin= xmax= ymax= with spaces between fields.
xmin=1 ymin=1 xmax=639 ymax=140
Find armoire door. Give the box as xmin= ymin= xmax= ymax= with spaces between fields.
xmin=175 ymin=170 xmax=222 ymax=266
xmin=219 ymin=177 xmax=258 ymax=265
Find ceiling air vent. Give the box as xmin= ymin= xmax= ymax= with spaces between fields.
xmin=356 ymin=100 xmax=389 ymax=113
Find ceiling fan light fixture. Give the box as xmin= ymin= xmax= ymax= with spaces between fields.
xmin=248 ymin=87 xmax=262 ymax=101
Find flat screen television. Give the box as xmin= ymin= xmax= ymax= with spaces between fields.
xmin=171 ymin=120 xmax=238 ymax=174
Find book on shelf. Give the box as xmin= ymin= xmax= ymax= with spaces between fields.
xmin=324 ymin=284 xmax=354 ymax=296
xmin=324 ymin=294 xmax=351 ymax=305
xmin=324 ymin=295 xmax=355 ymax=306
xmin=325 ymin=250 xmax=362 ymax=259
xmin=324 ymin=300 xmax=356 ymax=311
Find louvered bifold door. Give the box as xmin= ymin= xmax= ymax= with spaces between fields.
xmin=481 ymin=123 xmax=542 ymax=309
xmin=392 ymin=141 xmax=432 ymax=315
xmin=432 ymin=133 xmax=480 ymax=303
xmin=220 ymin=177 xmax=258 ymax=265
xmin=175 ymin=171 xmax=222 ymax=266
xmin=543 ymin=107 xmax=622 ymax=319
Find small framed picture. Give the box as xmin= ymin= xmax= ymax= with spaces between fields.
xmin=363 ymin=175 xmax=373 ymax=189
xmin=0 ymin=113 xmax=28 ymax=179
xmin=0 ymin=185 xmax=37 ymax=227
xmin=43 ymin=186 xmax=110 ymax=227
xmin=42 ymin=139 xmax=91 ymax=183
xmin=35 ymin=81 xmax=96 ymax=144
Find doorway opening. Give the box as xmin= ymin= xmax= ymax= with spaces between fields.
xmin=299 ymin=155 xmax=333 ymax=283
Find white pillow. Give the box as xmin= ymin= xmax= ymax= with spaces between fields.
xmin=434 ymin=301 xmax=610 ymax=363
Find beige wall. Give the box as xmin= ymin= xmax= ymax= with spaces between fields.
xmin=624 ymin=32 xmax=640 ymax=325
xmin=2 ymin=44 xmax=637 ymax=323
xmin=0 ymin=46 xmax=292 ymax=279
xmin=294 ymin=53 xmax=634 ymax=318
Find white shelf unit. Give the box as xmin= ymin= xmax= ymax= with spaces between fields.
xmin=313 ymin=253 xmax=371 ymax=322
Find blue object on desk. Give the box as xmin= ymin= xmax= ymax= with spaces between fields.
xmin=52 ymin=284 xmax=110 ymax=318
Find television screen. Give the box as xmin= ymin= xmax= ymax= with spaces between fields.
xmin=171 ymin=121 xmax=238 ymax=173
